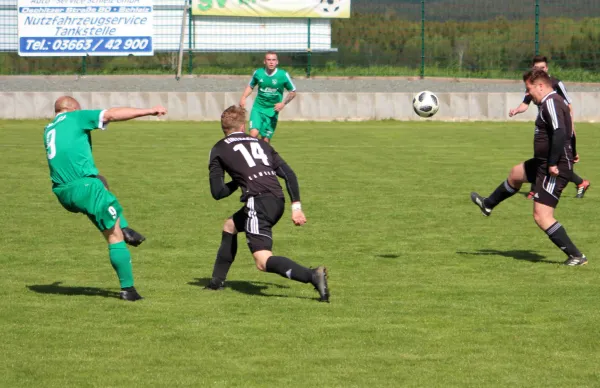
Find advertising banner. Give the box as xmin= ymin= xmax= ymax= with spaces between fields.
xmin=192 ymin=0 xmax=350 ymax=19
xmin=18 ymin=0 xmax=154 ymax=56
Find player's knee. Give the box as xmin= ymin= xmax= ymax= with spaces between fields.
xmin=223 ymin=218 xmax=237 ymax=234
xmin=102 ymin=218 xmax=124 ymax=244
xmin=249 ymin=129 xmax=259 ymax=138
xmin=252 ymin=250 xmax=271 ymax=271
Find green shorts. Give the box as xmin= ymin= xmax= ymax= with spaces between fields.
xmin=53 ymin=177 xmax=124 ymax=231
xmin=249 ymin=109 xmax=279 ymax=139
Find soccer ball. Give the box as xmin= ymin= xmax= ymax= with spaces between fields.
xmin=319 ymin=0 xmax=341 ymax=13
xmin=412 ymin=91 xmax=440 ymax=118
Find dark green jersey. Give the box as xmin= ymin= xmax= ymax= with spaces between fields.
xmin=249 ymin=67 xmax=296 ymax=116
xmin=43 ymin=109 xmax=105 ymax=186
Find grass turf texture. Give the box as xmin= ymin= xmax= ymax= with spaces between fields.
xmin=1 ymin=120 xmax=600 ymax=387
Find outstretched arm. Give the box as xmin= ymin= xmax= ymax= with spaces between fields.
xmin=103 ymin=106 xmax=166 ymax=123
xmin=509 ymin=102 xmax=529 ymax=117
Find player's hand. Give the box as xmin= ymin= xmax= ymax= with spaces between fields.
xmin=549 ymin=165 xmax=559 ymax=176
xmin=151 ymin=105 xmax=167 ymax=117
xmin=291 ymin=210 xmax=306 ymax=226
xmin=509 ymin=108 xmax=517 ymax=117
xmin=239 ymin=99 xmax=246 ymax=108
xmin=574 ymin=154 xmax=580 ymax=163
xmin=274 ymin=102 xmax=285 ymax=112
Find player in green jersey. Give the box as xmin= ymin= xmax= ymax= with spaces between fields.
xmin=239 ymin=51 xmax=297 ymax=142
xmin=43 ymin=96 xmax=167 ymax=301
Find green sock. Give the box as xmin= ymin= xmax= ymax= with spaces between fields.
xmin=109 ymin=241 xmax=134 ymax=288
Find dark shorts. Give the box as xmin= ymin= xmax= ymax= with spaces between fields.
xmin=231 ymin=195 xmax=285 ymax=253
xmin=524 ymin=158 xmax=572 ymax=208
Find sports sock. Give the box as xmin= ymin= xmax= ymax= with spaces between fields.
xmin=484 ymin=180 xmax=519 ymax=209
xmin=545 ymin=222 xmax=582 ymax=257
xmin=571 ymin=173 xmax=584 ymax=186
xmin=211 ymin=232 xmax=237 ymax=282
xmin=529 ymin=183 xmax=535 ymax=193
xmin=109 ymin=241 xmax=134 ymax=288
xmin=266 ymin=256 xmax=312 ymax=283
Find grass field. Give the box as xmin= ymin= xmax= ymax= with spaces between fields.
xmin=1 ymin=119 xmax=600 ymax=387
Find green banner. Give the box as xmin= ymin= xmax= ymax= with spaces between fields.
xmin=192 ymin=0 xmax=351 ymax=18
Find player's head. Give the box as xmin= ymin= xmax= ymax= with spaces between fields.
xmin=54 ymin=96 xmax=81 ymax=114
xmin=264 ymin=51 xmax=278 ymax=71
xmin=221 ymin=105 xmax=247 ymax=135
xmin=523 ymin=68 xmax=552 ymax=104
xmin=531 ymin=55 xmax=549 ymax=73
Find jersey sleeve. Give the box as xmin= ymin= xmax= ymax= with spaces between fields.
xmin=522 ymin=92 xmax=533 ymax=105
xmin=283 ymin=71 xmax=296 ymax=92
xmin=248 ymin=70 xmax=259 ymax=88
xmin=555 ymin=80 xmax=572 ymax=104
xmin=542 ymin=98 xmax=567 ymax=131
xmin=76 ymin=109 xmax=107 ymax=131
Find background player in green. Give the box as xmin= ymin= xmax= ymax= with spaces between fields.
xmin=239 ymin=51 xmax=297 ymax=142
xmin=43 ymin=96 xmax=167 ymax=301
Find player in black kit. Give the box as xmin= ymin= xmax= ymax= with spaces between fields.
xmin=205 ymin=105 xmax=330 ymax=302
xmin=471 ymin=69 xmax=587 ymax=266
xmin=509 ymin=55 xmax=590 ymax=199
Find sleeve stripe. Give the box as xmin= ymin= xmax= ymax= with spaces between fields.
xmin=557 ymin=81 xmax=572 ymax=104
xmin=285 ymin=72 xmax=296 ymax=91
xmin=98 ymin=109 xmax=107 ymax=130
xmin=248 ymin=70 xmax=257 ymax=87
xmin=547 ymin=99 xmax=559 ymax=130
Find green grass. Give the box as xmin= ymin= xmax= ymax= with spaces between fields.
xmin=1 ymin=120 xmax=600 ymax=387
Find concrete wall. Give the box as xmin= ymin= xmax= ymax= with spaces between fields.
xmin=1 ymin=91 xmax=600 ymax=122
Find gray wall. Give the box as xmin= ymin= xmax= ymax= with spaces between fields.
xmin=1 ymin=91 xmax=599 ymax=122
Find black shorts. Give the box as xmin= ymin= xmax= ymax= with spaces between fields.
xmin=231 ymin=195 xmax=284 ymax=253
xmin=524 ymin=158 xmax=572 ymax=208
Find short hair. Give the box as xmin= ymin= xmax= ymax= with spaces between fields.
xmin=221 ymin=105 xmax=246 ymax=132
xmin=531 ymin=55 xmax=548 ymax=66
xmin=523 ymin=68 xmax=552 ymax=86
xmin=265 ymin=51 xmax=277 ymax=58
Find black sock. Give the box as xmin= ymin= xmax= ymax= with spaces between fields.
xmin=484 ymin=180 xmax=519 ymax=209
xmin=571 ymin=173 xmax=584 ymax=186
xmin=265 ymin=256 xmax=313 ymax=284
xmin=211 ymin=232 xmax=237 ymax=282
xmin=545 ymin=222 xmax=582 ymax=257
xmin=529 ymin=183 xmax=535 ymax=193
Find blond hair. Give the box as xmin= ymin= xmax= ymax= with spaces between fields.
xmin=221 ymin=105 xmax=247 ymax=132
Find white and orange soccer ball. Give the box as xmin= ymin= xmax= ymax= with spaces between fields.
xmin=412 ymin=91 xmax=440 ymax=118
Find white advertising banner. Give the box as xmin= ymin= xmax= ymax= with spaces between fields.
xmin=18 ymin=0 xmax=154 ymax=56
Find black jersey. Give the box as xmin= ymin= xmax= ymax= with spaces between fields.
xmin=209 ymin=132 xmax=298 ymax=202
xmin=523 ymin=76 xmax=571 ymax=105
xmin=533 ymin=91 xmax=573 ymax=164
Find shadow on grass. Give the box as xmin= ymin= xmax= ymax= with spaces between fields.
xmin=188 ymin=278 xmax=317 ymax=300
xmin=376 ymin=254 xmax=400 ymax=259
xmin=457 ymin=249 xmax=562 ymax=264
xmin=27 ymin=281 xmax=120 ymax=299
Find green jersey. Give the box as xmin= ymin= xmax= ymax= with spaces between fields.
xmin=249 ymin=67 xmax=296 ymax=116
xmin=43 ymin=109 xmax=105 ymax=186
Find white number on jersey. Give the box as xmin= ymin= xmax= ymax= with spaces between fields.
xmin=233 ymin=143 xmax=270 ymax=167
xmin=46 ymin=129 xmax=57 ymax=160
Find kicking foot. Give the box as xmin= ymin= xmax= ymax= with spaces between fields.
xmin=123 ymin=227 xmax=146 ymax=247
xmin=470 ymin=192 xmax=492 ymax=217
